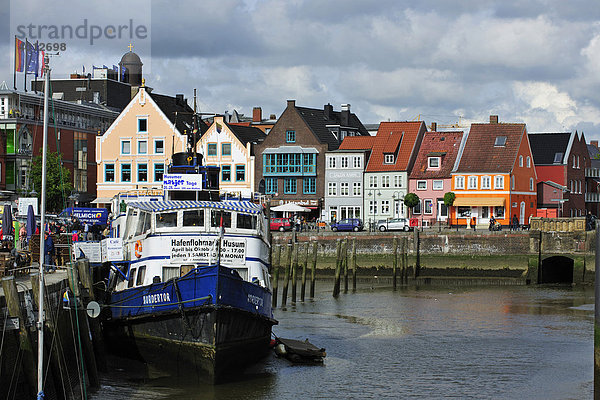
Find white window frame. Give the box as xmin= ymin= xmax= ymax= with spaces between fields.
xmin=526 ymin=156 xmax=531 ymax=168
xmin=455 ymin=176 xmax=465 ymax=189
xmin=328 ymin=182 xmax=337 ymax=196
xmin=137 ymin=116 xmax=148 ymax=134
xmin=353 ymin=182 xmax=361 ymax=196
xmin=154 ymin=138 xmax=165 ymax=154
xmin=384 ymin=154 xmax=394 ymax=164
xmin=424 ymin=199 xmax=433 ymax=215
xmin=519 ymin=155 xmax=523 ymax=167
xmin=341 ymin=157 xmax=349 ymax=168
xmin=120 ymin=139 xmax=131 ymax=155
xmin=494 ymin=175 xmax=504 ymax=190
xmin=353 ymin=156 xmax=362 ymax=169
xmin=340 ymin=182 xmax=349 ymax=196
xmin=417 ymin=180 xmax=427 ymax=190
xmin=137 ymin=140 xmax=148 ymax=155
xmin=381 ymin=200 xmax=390 ymax=214
xmin=394 ymin=175 xmax=402 ymax=188
xmin=381 ymin=175 xmax=390 ymax=188
xmin=432 ymin=180 xmax=443 ymax=190
xmin=511 ymin=175 xmax=515 ymax=190
xmin=428 ymin=157 xmax=440 ymax=168
xmin=369 ymin=176 xmax=378 ymax=188
xmin=467 ymin=176 xmax=478 ymax=190
xmin=481 ymin=176 xmax=491 ymax=190
xmin=530 ymin=177 xmax=534 ymax=191
xmin=328 ymin=157 xmax=336 ymax=169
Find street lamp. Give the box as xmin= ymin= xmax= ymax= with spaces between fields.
xmin=368 ymin=189 xmax=381 ymax=231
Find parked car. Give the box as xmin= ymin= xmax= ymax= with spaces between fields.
xmin=377 ymin=218 xmax=412 ymax=232
xmin=270 ymin=217 xmax=293 ymax=231
xmin=330 ymin=218 xmax=363 ymax=232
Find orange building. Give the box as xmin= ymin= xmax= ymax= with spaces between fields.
xmin=450 ymin=115 xmax=537 ymax=228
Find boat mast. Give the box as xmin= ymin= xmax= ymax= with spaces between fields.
xmin=37 ymin=54 xmax=50 ymax=398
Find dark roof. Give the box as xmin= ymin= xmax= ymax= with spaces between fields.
xmin=410 ymin=131 xmax=463 ymax=179
xmin=226 ymin=122 xmax=266 ymax=145
xmin=528 ymin=132 xmax=571 ymax=165
xmin=588 ymin=144 xmax=600 ymax=168
xmin=456 ymin=122 xmax=526 ymax=173
xmin=295 ymin=105 xmax=369 ymax=150
xmin=149 ymin=92 xmax=208 ymax=139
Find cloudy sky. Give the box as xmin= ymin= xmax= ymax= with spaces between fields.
xmin=1 ymin=0 xmax=599 ymax=140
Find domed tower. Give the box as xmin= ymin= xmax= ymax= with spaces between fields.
xmin=119 ymin=44 xmax=143 ymax=86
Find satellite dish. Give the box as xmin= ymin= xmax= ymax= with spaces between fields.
xmin=86 ymin=301 xmax=101 ymax=318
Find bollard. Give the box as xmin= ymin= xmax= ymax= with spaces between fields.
xmin=281 ymin=243 xmax=292 ymax=306
xmin=393 ymin=237 xmax=398 ymax=290
xmin=310 ymin=242 xmax=317 ymax=298
xmin=291 ymin=240 xmax=298 ymax=303
xmin=351 ymin=238 xmax=357 ymax=291
xmin=333 ymin=239 xmax=342 ymax=297
xmin=272 ymin=245 xmax=281 ymax=308
xmin=301 ymin=244 xmax=308 ymax=302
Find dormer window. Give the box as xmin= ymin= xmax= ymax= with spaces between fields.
xmin=494 ymin=136 xmax=507 ymax=146
xmin=553 ymin=152 xmax=563 ymax=164
xmin=428 ymin=157 xmax=440 ymax=168
xmin=384 ymin=154 xmax=394 ymax=164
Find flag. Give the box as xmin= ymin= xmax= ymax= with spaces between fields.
xmin=37 ymin=48 xmax=45 ymax=77
xmin=120 ymin=66 xmax=127 ymax=81
xmin=14 ymin=37 xmax=24 ymax=72
xmin=216 ymin=123 xmax=222 ymax=133
xmin=112 ymin=65 xmax=118 ymax=72
xmin=25 ymin=40 xmax=38 ymax=74
xmin=83 ymin=65 xmax=85 ymax=74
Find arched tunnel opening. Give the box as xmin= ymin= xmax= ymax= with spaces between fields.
xmin=540 ymin=256 xmax=574 ymax=284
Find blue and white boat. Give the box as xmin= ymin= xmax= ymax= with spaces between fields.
xmin=102 ymin=153 xmax=276 ymax=383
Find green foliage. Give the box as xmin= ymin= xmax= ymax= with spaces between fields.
xmin=444 ymin=192 xmax=456 ymax=206
xmin=30 ymin=152 xmax=73 ymax=212
xmin=403 ymin=192 xmax=420 ymax=208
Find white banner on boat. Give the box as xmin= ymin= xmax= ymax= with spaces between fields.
xmin=170 ymin=237 xmax=246 ymax=266
xmin=163 ymin=174 xmax=204 ymax=191
xmin=72 ymin=242 xmax=102 ymax=263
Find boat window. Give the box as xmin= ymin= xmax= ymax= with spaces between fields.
xmin=237 ymin=213 xmax=256 ymax=230
xmin=162 ymin=266 xmax=180 ymax=282
xmin=128 ymin=267 xmax=136 ymax=288
xmin=183 ymin=209 xmax=204 ymax=227
xmin=156 ymin=212 xmax=178 ymax=229
xmin=134 ymin=211 xmax=152 ymax=236
xmin=211 ymin=210 xmax=231 ymax=228
xmin=123 ymin=208 xmax=136 ymax=239
xmin=136 ymin=266 xmax=146 ymax=286
xmin=180 ymin=265 xmax=194 ymax=276
xmin=233 ymin=268 xmax=248 ymax=281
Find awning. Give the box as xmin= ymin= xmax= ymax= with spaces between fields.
xmin=91 ymin=197 xmax=112 ymax=204
xmin=453 ymin=197 xmax=505 ymax=207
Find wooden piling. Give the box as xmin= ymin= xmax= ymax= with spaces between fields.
xmin=333 ymin=239 xmax=342 ymax=297
xmin=272 ymin=245 xmax=281 ymax=308
xmin=301 ymin=244 xmax=308 ymax=302
xmin=393 ymin=237 xmax=398 ymax=290
xmin=310 ymin=242 xmax=317 ymax=298
xmin=401 ymin=237 xmax=407 ymax=283
xmin=281 ymin=243 xmax=292 ymax=306
xmin=291 ymin=240 xmax=298 ymax=303
xmin=351 ymin=238 xmax=357 ymax=291
xmin=414 ymin=229 xmax=421 ymax=278
xmin=1 ymin=276 xmax=37 ymax=397
xmin=343 ymin=239 xmax=349 ymax=293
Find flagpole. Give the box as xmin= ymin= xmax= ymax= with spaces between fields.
xmin=13 ymin=36 xmax=17 ymax=90
xmin=24 ymin=39 xmax=28 ymax=92
xmin=37 ymin=54 xmax=50 ymax=399
xmin=34 ymin=42 xmax=39 ymax=94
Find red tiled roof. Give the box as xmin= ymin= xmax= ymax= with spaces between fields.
xmin=366 ymin=121 xmax=425 ymax=172
xmin=409 ymin=131 xmax=464 ymax=179
xmin=456 ymin=123 xmax=526 ymax=173
xmin=338 ymin=135 xmax=375 ymax=150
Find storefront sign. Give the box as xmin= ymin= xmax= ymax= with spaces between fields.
xmin=163 ymin=174 xmax=203 ymax=191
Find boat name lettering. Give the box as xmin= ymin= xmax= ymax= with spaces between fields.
xmin=247 ymin=294 xmax=263 ymax=307
xmin=171 ymin=238 xmax=214 ymax=247
xmin=143 ymin=292 xmax=171 ymax=305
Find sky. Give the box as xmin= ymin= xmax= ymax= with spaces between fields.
xmin=1 ymin=0 xmax=599 ymax=140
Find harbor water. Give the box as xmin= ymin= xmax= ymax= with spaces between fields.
xmin=91 ymin=282 xmax=593 ymax=399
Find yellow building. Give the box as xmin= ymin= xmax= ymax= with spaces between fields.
xmin=95 ymin=86 xmax=203 ymax=205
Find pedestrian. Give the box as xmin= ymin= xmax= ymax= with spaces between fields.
xmin=71 ymin=230 xmax=79 ymax=242
xmin=44 ymin=232 xmax=56 ymax=273
xmin=470 ymin=216 xmax=476 ymax=231
xmin=511 ymin=214 xmax=519 ymax=231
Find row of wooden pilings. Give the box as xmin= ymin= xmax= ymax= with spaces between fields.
xmin=271 ymin=235 xmax=414 ymax=307
xmin=0 ymin=259 xmax=104 ymax=399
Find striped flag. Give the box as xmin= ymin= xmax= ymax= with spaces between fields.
xmin=37 ymin=49 xmax=45 ymax=77
xmin=14 ymin=37 xmax=24 ymax=72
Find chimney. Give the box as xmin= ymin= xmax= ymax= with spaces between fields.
xmin=324 ymin=103 xmax=333 ymax=120
xmin=490 ymin=115 xmax=499 ymax=124
xmin=269 ymin=114 xmax=276 ymax=120
xmin=176 ymin=94 xmax=185 ymax=106
xmin=252 ymin=107 xmax=262 ymax=123
xmin=592 ymin=140 xmax=598 ymax=149
xmin=287 ymin=99 xmax=296 ymax=108
xmin=341 ymin=103 xmax=350 ymax=126
xmin=431 ymin=122 xmax=437 ymax=131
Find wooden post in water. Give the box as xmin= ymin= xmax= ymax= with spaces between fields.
xmin=392 ymin=237 xmax=398 ymax=290
xmin=2 ymin=276 xmax=37 ymax=397
xmin=30 ymin=272 xmax=65 ymax=400
xmin=401 ymin=237 xmax=407 ymax=283
xmin=537 ymin=230 xmax=543 ymax=284
xmin=291 ymin=240 xmax=298 ymax=303
xmin=301 ymin=244 xmax=308 ymax=302
xmin=343 ymin=239 xmax=349 ymax=293
xmin=413 ymin=229 xmax=420 ymax=278
xmin=333 ymin=239 xmax=342 ymax=297
xmin=272 ymin=245 xmax=281 ymax=308
xmin=310 ymin=242 xmax=317 ymax=298
xmin=281 ymin=243 xmax=292 ymax=306
xmin=351 ymin=238 xmax=357 ymax=291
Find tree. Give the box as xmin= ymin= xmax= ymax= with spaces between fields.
xmin=443 ymin=192 xmax=456 ymax=207
xmin=30 ymin=152 xmax=73 ymax=212
xmin=403 ymin=193 xmax=420 ymax=218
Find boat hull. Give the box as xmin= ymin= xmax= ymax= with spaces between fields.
xmin=103 ymin=265 xmax=276 ymax=383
